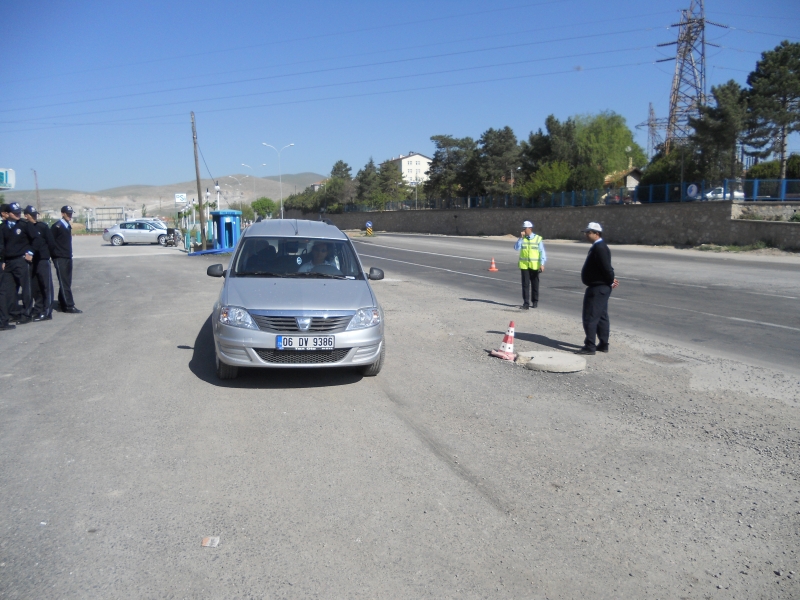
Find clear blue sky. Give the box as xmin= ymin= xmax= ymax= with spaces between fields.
xmin=2 ymin=0 xmax=799 ymax=192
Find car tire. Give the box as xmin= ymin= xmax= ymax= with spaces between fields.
xmin=216 ymin=355 xmax=238 ymax=380
xmin=111 ymin=235 xmax=124 ymax=246
xmin=360 ymin=340 xmax=385 ymax=377
xmin=158 ymin=235 xmax=167 ymax=246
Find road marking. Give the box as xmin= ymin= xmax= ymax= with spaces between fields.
xmin=355 ymin=240 xmax=508 ymax=264
xmin=75 ymin=252 xmax=177 ymax=259
xmin=359 ymin=254 xmax=511 ymax=282
xmin=744 ymin=291 xmax=798 ymax=300
xmin=671 ymin=282 xmax=708 ymax=288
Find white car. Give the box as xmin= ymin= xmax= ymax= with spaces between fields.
xmin=103 ymin=221 xmax=168 ymax=246
xmin=704 ymin=187 xmax=745 ymax=200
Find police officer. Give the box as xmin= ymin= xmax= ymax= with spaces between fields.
xmin=52 ymin=205 xmax=82 ymax=314
xmin=514 ymin=220 xmax=546 ymax=309
xmin=576 ymin=222 xmax=619 ymax=355
xmin=24 ymin=205 xmax=55 ymax=321
xmin=1 ymin=202 xmax=35 ymax=324
xmin=0 ymin=204 xmax=16 ymax=330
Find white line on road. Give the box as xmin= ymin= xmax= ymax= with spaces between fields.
xmin=75 ymin=252 xmax=178 ymax=259
xmin=672 ymin=282 xmax=709 ymax=288
xmin=744 ymin=291 xmax=798 ymax=300
xmin=355 ymin=241 xmax=509 ymax=264
xmin=359 ymin=254 xmax=510 ymax=282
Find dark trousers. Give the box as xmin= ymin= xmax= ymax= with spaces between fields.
xmin=582 ymin=284 xmax=611 ymax=351
xmin=521 ymin=268 xmax=540 ymax=307
xmin=0 ymin=270 xmax=13 ymax=325
xmin=53 ymin=257 xmax=75 ymax=310
xmin=4 ymin=257 xmax=33 ymax=318
xmin=31 ymin=258 xmax=54 ymax=317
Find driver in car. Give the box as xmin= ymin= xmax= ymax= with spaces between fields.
xmin=299 ymin=241 xmax=339 ymax=272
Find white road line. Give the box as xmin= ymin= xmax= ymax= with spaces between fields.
xmin=355 ymin=240 xmax=507 ymax=264
xmin=671 ymin=282 xmax=709 ymax=288
xmin=74 ymin=252 xmax=177 ymax=259
xmin=359 ymin=254 xmax=511 ymax=282
xmin=744 ymin=291 xmax=798 ymax=300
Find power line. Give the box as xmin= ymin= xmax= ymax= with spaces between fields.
xmin=1 ymin=27 xmax=658 ymax=116
xmin=12 ymin=0 xmax=575 ymax=84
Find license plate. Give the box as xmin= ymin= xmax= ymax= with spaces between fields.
xmin=276 ymin=335 xmax=335 ymax=350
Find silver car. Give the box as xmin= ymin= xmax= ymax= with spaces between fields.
xmin=206 ymin=220 xmax=385 ymax=380
xmin=103 ymin=220 xmax=168 ymax=246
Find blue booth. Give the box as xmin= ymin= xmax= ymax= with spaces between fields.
xmin=210 ymin=210 xmax=242 ymax=251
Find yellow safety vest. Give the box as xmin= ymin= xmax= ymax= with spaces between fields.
xmin=518 ymin=235 xmax=542 ymax=270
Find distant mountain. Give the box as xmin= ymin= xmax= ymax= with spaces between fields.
xmin=2 ymin=172 xmax=326 ymax=217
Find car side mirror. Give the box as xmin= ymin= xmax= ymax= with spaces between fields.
xmin=207 ymin=264 xmax=225 ymax=278
xmin=368 ymin=267 xmax=384 ymax=281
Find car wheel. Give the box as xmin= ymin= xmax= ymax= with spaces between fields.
xmin=360 ymin=340 xmax=385 ymax=377
xmin=111 ymin=235 xmax=123 ymax=246
xmin=158 ymin=235 xmax=167 ymax=246
xmin=216 ymin=354 xmax=239 ymax=380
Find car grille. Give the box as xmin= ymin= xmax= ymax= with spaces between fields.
xmin=254 ymin=348 xmax=351 ymax=364
xmin=250 ymin=315 xmax=352 ymax=333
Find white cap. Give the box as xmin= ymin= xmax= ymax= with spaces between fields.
xmin=522 ymin=220 xmax=533 ymax=228
xmin=583 ymin=222 xmax=603 ymax=233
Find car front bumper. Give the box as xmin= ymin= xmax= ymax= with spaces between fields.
xmin=213 ymin=320 xmax=384 ymax=369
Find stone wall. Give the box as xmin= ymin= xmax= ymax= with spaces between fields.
xmin=292 ymin=201 xmax=800 ymax=250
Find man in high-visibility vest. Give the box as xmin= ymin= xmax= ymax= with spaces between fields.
xmin=514 ymin=220 xmax=546 ymax=310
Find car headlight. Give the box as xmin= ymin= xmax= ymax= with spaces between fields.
xmin=346 ymin=307 xmax=381 ymax=330
xmin=219 ymin=306 xmax=258 ymax=330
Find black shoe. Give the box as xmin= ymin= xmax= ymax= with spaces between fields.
xmin=597 ymin=343 xmax=609 ymax=353
xmin=575 ymin=347 xmax=596 ymax=355
xmin=531 ymin=303 xmax=538 ymax=308
xmin=520 ymin=305 xmax=530 ymax=310
xmin=15 ymin=315 xmax=32 ymax=325
xmin=33 ymin=314 xmax=53 ymax=322
xmin=63 ymin=307 xmax=83 ymax=314
xmin=0 ymin=323 xmax=16 ymax=331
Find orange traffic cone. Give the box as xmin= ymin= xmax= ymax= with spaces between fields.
xmin=488 ymin=258 xmax=499 ymax=272
xmin=490 ymin=321 xmax=516 ymax=361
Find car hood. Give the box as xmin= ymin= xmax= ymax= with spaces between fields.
xmin=222 ymin=277 xmax=376 ymax=312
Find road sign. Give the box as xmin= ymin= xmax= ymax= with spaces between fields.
xmin=365 ymin=221 xmax=373 ymax=236
xmin=0 ymin=168 xmax=15 ymax=190
xmin=366 ymin=221 xmax=372 ymax=228
xmin=686 ymin=184 xmax=698 ymax=199
xmin=175 ymin=193 xmax=187 ymax=203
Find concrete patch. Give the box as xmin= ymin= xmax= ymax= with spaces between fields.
xmin=516 ymin=351 xmax=586 ymax=373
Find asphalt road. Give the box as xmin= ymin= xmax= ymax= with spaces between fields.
xmin=352 ymin=234 xmax=800 ymax=374
xmin=1 ymin=235 xmax=798 ymax=598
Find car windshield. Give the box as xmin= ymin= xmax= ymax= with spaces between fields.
xmin=232 ymin=237 xmax=363 ymax=279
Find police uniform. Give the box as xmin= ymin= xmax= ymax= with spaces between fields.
xmin=578 ymin=222 xmax=615 ymax=354
xmin=24 ymin=206 xmax=55 ymax=321
xmin=0 ymin=204 xmax=16 ymax=330
xmin=0 ymin=203 xmax=35 ymax=323
xmin=514 ymin=220 xmax=547 ymax=309
xmin=52 ymin=205 xmax=82 ymax=314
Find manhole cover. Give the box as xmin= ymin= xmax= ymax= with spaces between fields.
xmin=644 ymin=353 xmax=685 ymax=364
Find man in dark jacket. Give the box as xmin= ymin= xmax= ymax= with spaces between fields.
xmin=52 ymin=205 xmax=82 ymax=314
xmin=24 ymin=205 xmax=55 ymax=321
xmin=577 ymin=222 xmax=619 ymax=355
xmin=1 ymin=202 xmax=35 ymax=324
xmin=0 ymin=204 xmax=16 ymax=330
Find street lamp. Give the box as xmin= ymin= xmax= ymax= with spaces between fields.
xmin=262 ymin=143 xmax=294 ymax=219
xmin=241 ymin=164 xmax=257 ymax=196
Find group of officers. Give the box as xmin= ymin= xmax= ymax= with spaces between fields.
xmin=0 ymin=202 xmax=81 ymax=331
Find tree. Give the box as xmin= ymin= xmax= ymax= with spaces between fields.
xmin=567 ymin=164 xmax=605 ymax=192
xmin=330 ymin=160 xmax=352 ymax=180
xmin=573 ymin=112 xmax=646 ymax=175
xmin=519 ymin=128 xmax=552 ymax=180
xmin=251 ymin=197 xmax=277 ymax=218
xmin=141 ymin=204 xmax=148 ymax=217
xmin=229 ymin=200 xmax=255 ymax=222
xmin=746 ymin=41 xmax=800 ymax=179
xmin=517 ymin=161 xmax=571 ymax=198
xmin=378 ymin=161 xmax=407 ymax=202
xmin=690 ymin=80 xmax=748 ymax=180
xmin=639 ymin=143 xmax=703 ymax=187
xmin=478 ymin=126 xmax=520 ymax=196
xmin=424 ymin=135 xmax=477 ymax=199
xmin=747 ymin=153 xmax=800 ymax=179
xmin=355 ymin=158 xmax=380 ymax=204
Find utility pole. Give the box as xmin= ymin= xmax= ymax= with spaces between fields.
xmin=31 ymin=169 xmax=41 ymax=213
xmin=191 ymin=111 xmax=207 ymax=250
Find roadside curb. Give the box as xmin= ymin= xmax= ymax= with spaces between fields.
xmin=516 ymin=350 xmax=586 ymax=373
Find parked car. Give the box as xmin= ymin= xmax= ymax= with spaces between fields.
xmin=704 ymin=187 xmax=745 ymax=200
xmin=103 ymin=221 xmax=168 ymax=246
xmin=206 ymin=219 xmax=385 ymax=380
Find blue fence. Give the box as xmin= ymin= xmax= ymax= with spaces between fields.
xmin=341 ymin=179 xmax=800 ymax=212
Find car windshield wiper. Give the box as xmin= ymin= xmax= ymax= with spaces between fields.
xmin=287 ymin=272 xmax=349 ymax=280
xmin=236 ymin=271 xmax=290 ymax=277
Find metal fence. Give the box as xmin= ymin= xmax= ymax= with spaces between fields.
xmin=339 ymin=178 xmax=800 ymax=213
